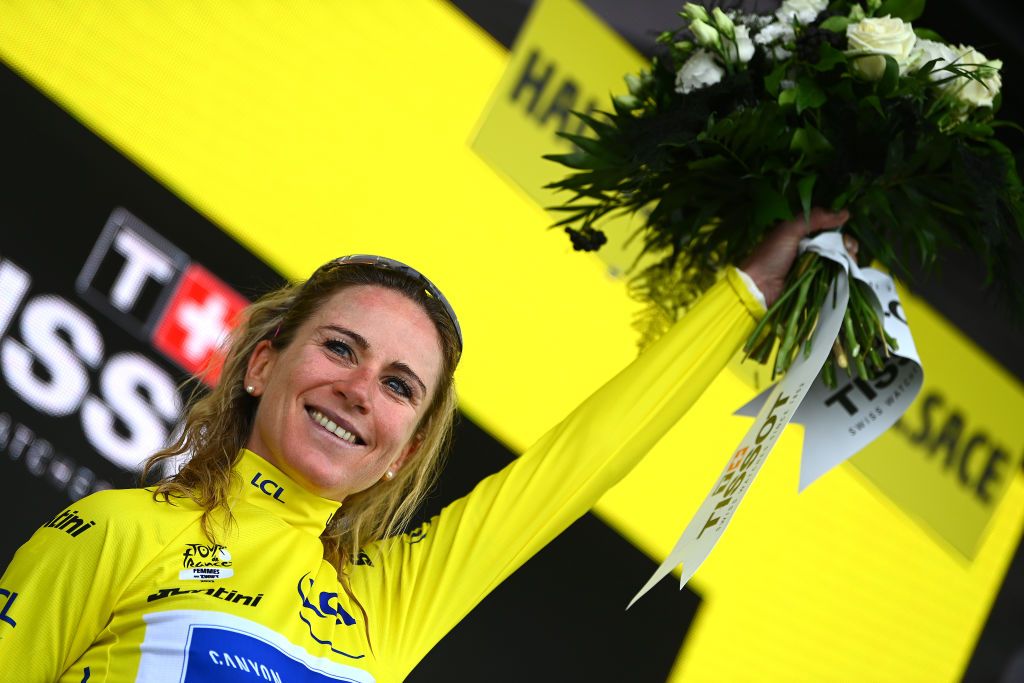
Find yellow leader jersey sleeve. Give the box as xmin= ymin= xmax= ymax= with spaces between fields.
xmin=0 ymin=270 xmax=760 ymax=682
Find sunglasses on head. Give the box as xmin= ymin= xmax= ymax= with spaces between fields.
xmin=312 ymin=254 xmax=463 ymax=353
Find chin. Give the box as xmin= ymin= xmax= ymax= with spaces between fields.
xmin=299 ymin=470 xmax=347 ymax=500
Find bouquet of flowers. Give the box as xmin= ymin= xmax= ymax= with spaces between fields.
xmin=547 ymin=0 xmax=1023 ymax=386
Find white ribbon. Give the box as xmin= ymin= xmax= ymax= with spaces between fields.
xmin=630 ymin=232 xmax=923 ymax=607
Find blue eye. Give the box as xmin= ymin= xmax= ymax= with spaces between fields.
xmin=384 ymin=377 xmax=413 ymax=399
xmin=325 ymin=339 xmax=353 ymax=359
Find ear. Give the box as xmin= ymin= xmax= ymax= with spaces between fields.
xmin=389 ymin=432 xmax=424 ymax=475
xmin=244 ymin=340 xmax=277 ymax=395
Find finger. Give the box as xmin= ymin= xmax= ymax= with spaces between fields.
xmin=843 ymin=233 xmax=860 ymax=261
xmin=807 ymin=207 xmax=850 ymax=233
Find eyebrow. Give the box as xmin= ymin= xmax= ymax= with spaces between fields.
xmin=320 ymin=324 xmax=429 ymax=396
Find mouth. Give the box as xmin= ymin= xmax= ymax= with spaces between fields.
xmin=306 ymin=407 xmax=365 ymax=446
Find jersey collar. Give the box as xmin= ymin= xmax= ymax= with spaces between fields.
xmin=234 ymin=449 xmax=340 ymax=536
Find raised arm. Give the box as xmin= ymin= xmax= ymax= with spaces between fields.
xmin=359 ymin=270 xmax=752 ymax=672
xmin=360 ymin=210 xmax=851 ymax=677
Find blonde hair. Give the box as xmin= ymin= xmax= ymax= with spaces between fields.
xmin=144 ymin=261 xmax=460 ymax=582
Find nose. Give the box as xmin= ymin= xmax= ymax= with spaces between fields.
xmin=334 ymin=366 xmax=372 ymax=413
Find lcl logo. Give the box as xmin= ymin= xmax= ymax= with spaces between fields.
xmin=250 ymin=472 xmax=285 ymax=503
xmin=76 ymin=208 xmax=248 ymax=384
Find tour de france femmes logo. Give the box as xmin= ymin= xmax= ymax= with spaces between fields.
xmin=180 ymin=542 xmax=234 ymax=581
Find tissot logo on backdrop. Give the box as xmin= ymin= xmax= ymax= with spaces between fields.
xmin=0 ymin=207 xmax=248 ymax=502
xmin=77 ymin=207 xmax=249 ymax=383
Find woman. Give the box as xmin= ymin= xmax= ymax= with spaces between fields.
xmin=0 ymin=211 xmax=849 ymax=682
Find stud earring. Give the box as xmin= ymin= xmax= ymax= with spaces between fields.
xmin=245 ymin=385 xmax=256 ymax=395
xmin=383 ymin=470 xmax=395 ymax=482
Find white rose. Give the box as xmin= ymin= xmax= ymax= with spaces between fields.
xmin=724 ymin=24 xmax=756 ymax=64
xmin=910 ymin=38 xmax=959 ymax=83
xmin=950 ymin=44 xmax=1002 ymax=108
xmin=675 ymin=49 xmax=725 ymax=94
xmin=846 ymin=16 xmax=917 ymax=81
xmin=776 ymin=0 xmax=828 ymax=25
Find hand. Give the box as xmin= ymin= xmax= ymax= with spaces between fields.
xmin=740 ymin=208 xmax=854 ymax=307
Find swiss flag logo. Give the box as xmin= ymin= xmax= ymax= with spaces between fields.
xmin=152 ymin=264 xmax=249 ymax=384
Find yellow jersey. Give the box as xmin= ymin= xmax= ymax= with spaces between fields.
xmin=0 ymin=270 xmax=760 ymax=682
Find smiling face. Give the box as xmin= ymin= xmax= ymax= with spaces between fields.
xmin=243 ymin=285 xmax=444 ymax=501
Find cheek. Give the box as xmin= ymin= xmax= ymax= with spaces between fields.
xmin=265 ymin=358 xmax=316 ymax=410
xmin=381 ymin=410 xmax=423 ymax=453
xmin=257 ymin=371 xmax=306 ymax=440
xmin=253 ymin=400 xmax=284 ymax=450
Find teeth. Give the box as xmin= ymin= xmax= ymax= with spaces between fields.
xmin=308 ymin=409 xmax=358 ymax=444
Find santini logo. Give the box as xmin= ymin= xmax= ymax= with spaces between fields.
xmin=44 ymin=509 xmax=95 ymax=538
xmin=148 ymin=586 xmax=263 ymax=607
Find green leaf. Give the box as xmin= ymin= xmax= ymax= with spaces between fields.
xmin=878 ymin=55 xmax=900 ymax=96
xmin=819 ymin=16 xmax=851 ymax=33
xmin=570 ymin=110 xmax=617 ymax=139
xmin=751 ymin=182 xmax=792 ymax=228
xmin=877 ymin=0 xmax=925 ymax=21
xmin=546 ymin=203 xmax=605 ymax=212
xmin=796 ymin=77 xmax=827 ymax=113
xmin=861 ymin=94 xmax=884 ymax=117
xmin=885 ymin=131 xmax=905 ymax=171
xmin=959 ymin=122 xmax=995 ymax=138
xmin=913 ymin=27 xmax=945 ymax=42
xmin=687 ymin=155 xmax=732 ymax=172
xmin=778 ymin=88 xmax=797 ymax=107
xmin=549 ymin=211 xmax=596 ymax=227
xmin=814 ymin=44 xmax=847 ymax=72
xmin=790 ymin=125 xmax=833 ymax=158
xmin=557 ymin=132 xmax=621 ymax=161
xmin=798 ymin=174 xmax=817 ymax=223
xmin=542 ymin=151 xmax=599 ymax=170
xmin=911 ymin=216 xmax=938 ymax=259
xmin=912 ymin=57 xmax=940 ymax=79
xmin=992 ymin=120 xmax=1024 ymax=135
xmin=829 ymin=79 xmax=855 ymax=101
xmin=764 ymin=61 xmax=786 ymax=97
